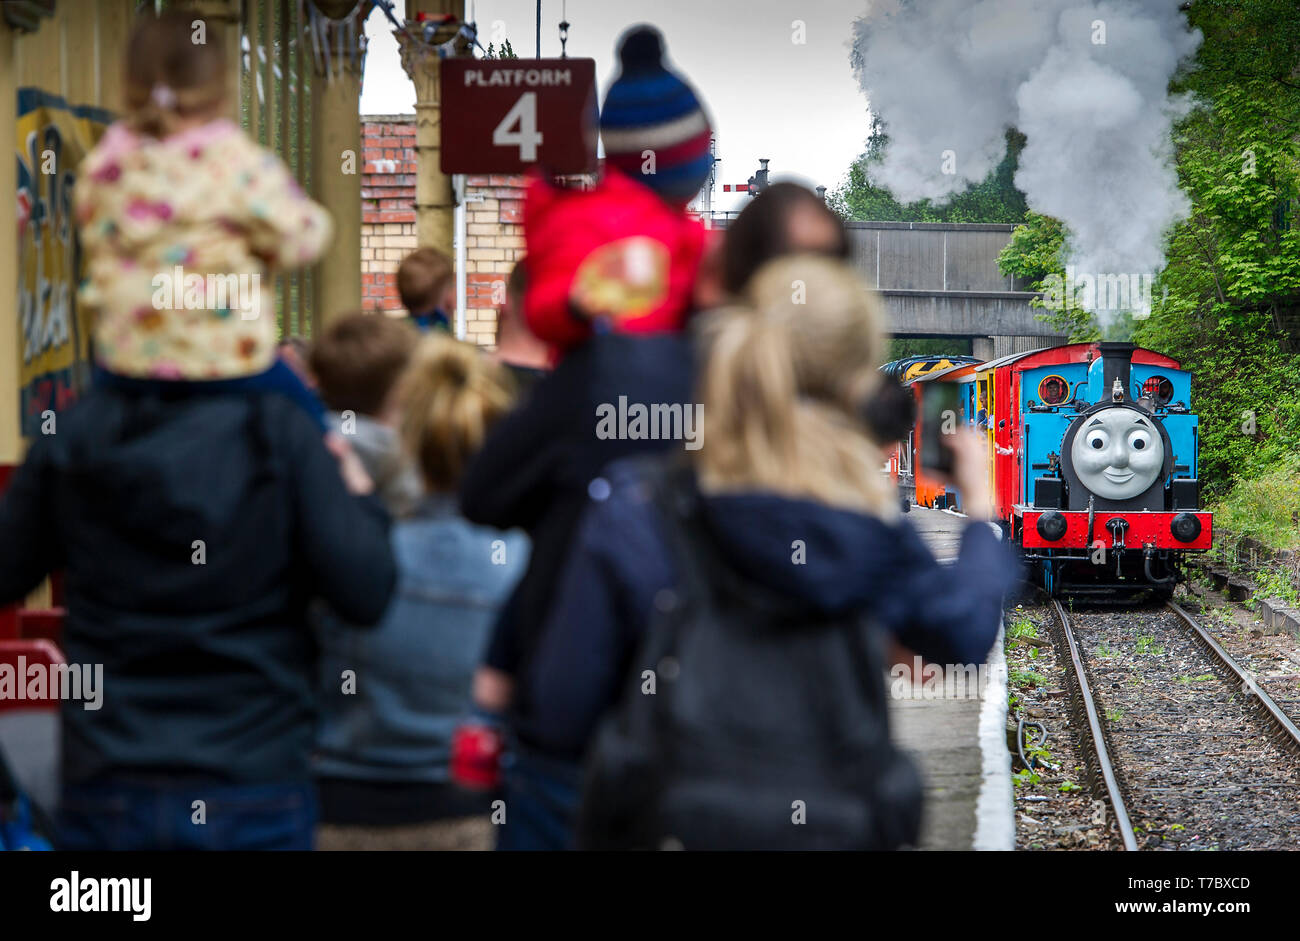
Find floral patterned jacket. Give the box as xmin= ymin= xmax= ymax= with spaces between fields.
xmin=76 ymin=119 xmax=332 ymax=380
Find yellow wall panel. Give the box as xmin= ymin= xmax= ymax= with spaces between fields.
xmin=5 ymin=1 xmax=135 ymax=459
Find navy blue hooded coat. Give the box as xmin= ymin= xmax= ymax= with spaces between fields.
xmin=0 ymin=387 xmax=396 ymax=785
xmin=520 ymin=458 xmax=1019 ymax=760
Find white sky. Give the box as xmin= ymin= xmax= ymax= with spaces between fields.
xmin=359 ymin=0 xmax=871 ymax=210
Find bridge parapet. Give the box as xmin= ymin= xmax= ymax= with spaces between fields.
xmin=847 ymin=222 xmax=1063 ymax=341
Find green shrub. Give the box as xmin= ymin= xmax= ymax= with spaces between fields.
xmin=1211 ymin=458 xmax=1300 ymax=551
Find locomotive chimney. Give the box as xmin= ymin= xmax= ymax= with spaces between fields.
xmin=1097 ymin=342 xmax=1135 ymax=401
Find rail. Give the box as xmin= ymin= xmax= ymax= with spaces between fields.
xmin=1047 ymin=599 xmax=1139 ymax=851
xmin=1166 ymin=601 xmax=1300 ymax=758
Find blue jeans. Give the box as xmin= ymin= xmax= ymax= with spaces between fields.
xmin=59 ymin=777 xmax=317 ymax=851
xmin=495 ymin=747 xmax=582 ymax=851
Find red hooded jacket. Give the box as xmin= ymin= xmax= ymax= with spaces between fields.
xmin=522 ymin=169 xmax=709 ymax=353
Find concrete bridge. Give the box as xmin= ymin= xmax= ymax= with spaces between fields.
xmin=845 ymin=222 xmax=1067 ymax=358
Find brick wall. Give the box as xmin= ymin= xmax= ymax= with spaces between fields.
xmin=360 ymin=116 xmax=527 ymax=346
xmin=462 ymin=173 xmax=526 ymax=346
xmin=361 ymin=116 xmax=418 ymax=315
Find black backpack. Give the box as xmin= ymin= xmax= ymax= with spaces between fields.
xmin=577 ymin=465 xmax=923 ymax=851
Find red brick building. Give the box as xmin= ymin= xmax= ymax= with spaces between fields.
xmin=362 ymin=115 xmax=526 ymax=346
xmin=361 ymin=116 xmax=418 ymax=313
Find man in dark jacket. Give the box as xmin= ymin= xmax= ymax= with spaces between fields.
xmin=0 ymin=386 xmax=396 ymax=850
xmin=460 ymin=331 xmax=696 ymax=725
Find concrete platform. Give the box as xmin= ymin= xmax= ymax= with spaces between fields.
xmin=889 ymin=506 xmax=1014 ymax=850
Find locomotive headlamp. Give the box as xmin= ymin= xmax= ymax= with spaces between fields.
xmin=1037 ymin=511 xmax=1068 ymax=541
xmin=1170 ymin=512 xmax=1202 ymax=543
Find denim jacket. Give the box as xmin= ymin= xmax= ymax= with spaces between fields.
xmin=314 ymin=495 xmax=529 ymax=783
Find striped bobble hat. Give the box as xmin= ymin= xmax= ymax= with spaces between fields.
xmin=600 ymin=25 xmax=713 ymax=207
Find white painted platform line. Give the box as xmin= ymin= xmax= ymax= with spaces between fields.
xmin=973 ymin=622 xmax=1015 ymax=851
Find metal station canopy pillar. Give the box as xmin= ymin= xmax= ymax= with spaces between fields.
xmin=303 ymin=0 xmax=368 ymax=329
xmin=397 ymin=0 xmax=466 ymax=260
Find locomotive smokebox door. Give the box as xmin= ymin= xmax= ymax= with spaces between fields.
xmin=1061 ymin=404 xmax=1172 ymax=511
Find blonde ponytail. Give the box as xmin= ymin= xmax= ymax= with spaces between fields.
xmin=694 ymin=254 xmax=897 ymax=520
xmin=695 ymin=310 xmax=799 ymax=485
xmin=398 ymin=335 xmax=516 ymax=493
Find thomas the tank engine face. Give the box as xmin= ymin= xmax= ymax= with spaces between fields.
xmin=1069 ymin=407 xmax=1165 ymax=501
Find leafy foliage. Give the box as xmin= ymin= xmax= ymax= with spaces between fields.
xmin=885 ymin=338 xmax=972 ymax=361
xmin=1006 ymin=616 xmax=1038 ymax=640
xmin=483 ymin=39 xmax=517 ymax=60
xmin=1211 ymin=457 xmax=1300 ymax=550
xmin=1254 ymin=567 xmax=1300 ymax=606
xmin=996 ymin=212 xmax=1099 ymax=341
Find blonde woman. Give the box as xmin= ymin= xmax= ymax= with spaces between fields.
xmin=314 ymin=335 xmax=528 ymax=849
xmin=507 ymin=255 xmax=1017 ymax=850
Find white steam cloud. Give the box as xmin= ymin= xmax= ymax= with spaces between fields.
xmin=851 ymin=0 xmax=1201 ymax=326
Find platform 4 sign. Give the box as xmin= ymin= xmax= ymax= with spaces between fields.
xmin=439 ymin=58 xmax=598 ymax=174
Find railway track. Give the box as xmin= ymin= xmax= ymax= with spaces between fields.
xmin=1047 ymin=600 xmax=1300 ymax=851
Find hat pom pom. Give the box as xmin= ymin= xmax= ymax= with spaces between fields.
xmin=617 ymin=25 xmax=664 ymax=72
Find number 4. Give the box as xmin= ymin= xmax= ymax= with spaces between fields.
xmin=493 ymin=92 xmax=544 ymax=162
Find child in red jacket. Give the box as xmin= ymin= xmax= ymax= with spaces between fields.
xmin=520 ymin=24 xmax=714 ymax=354
xmin=455 ymin=26 xmax=717 ymax=813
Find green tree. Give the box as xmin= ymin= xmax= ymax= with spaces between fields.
xmin=995 ymin=212 xmax=1100 ymax=342
xmin=885 ymin=338 xmax=973 ymax=361
xmin=483 ymin=39 xmax=517 ymax=59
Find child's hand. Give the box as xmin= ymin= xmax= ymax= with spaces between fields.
xmin=943 ymin=429 xmax=993 ymax=521
xmin=453 ymin=670 xmax=514 ymax=792
xmin=324 ymin=432 xmax=375 ymax=496
xmin=473 ymin=665 xmax=514 ymax=712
